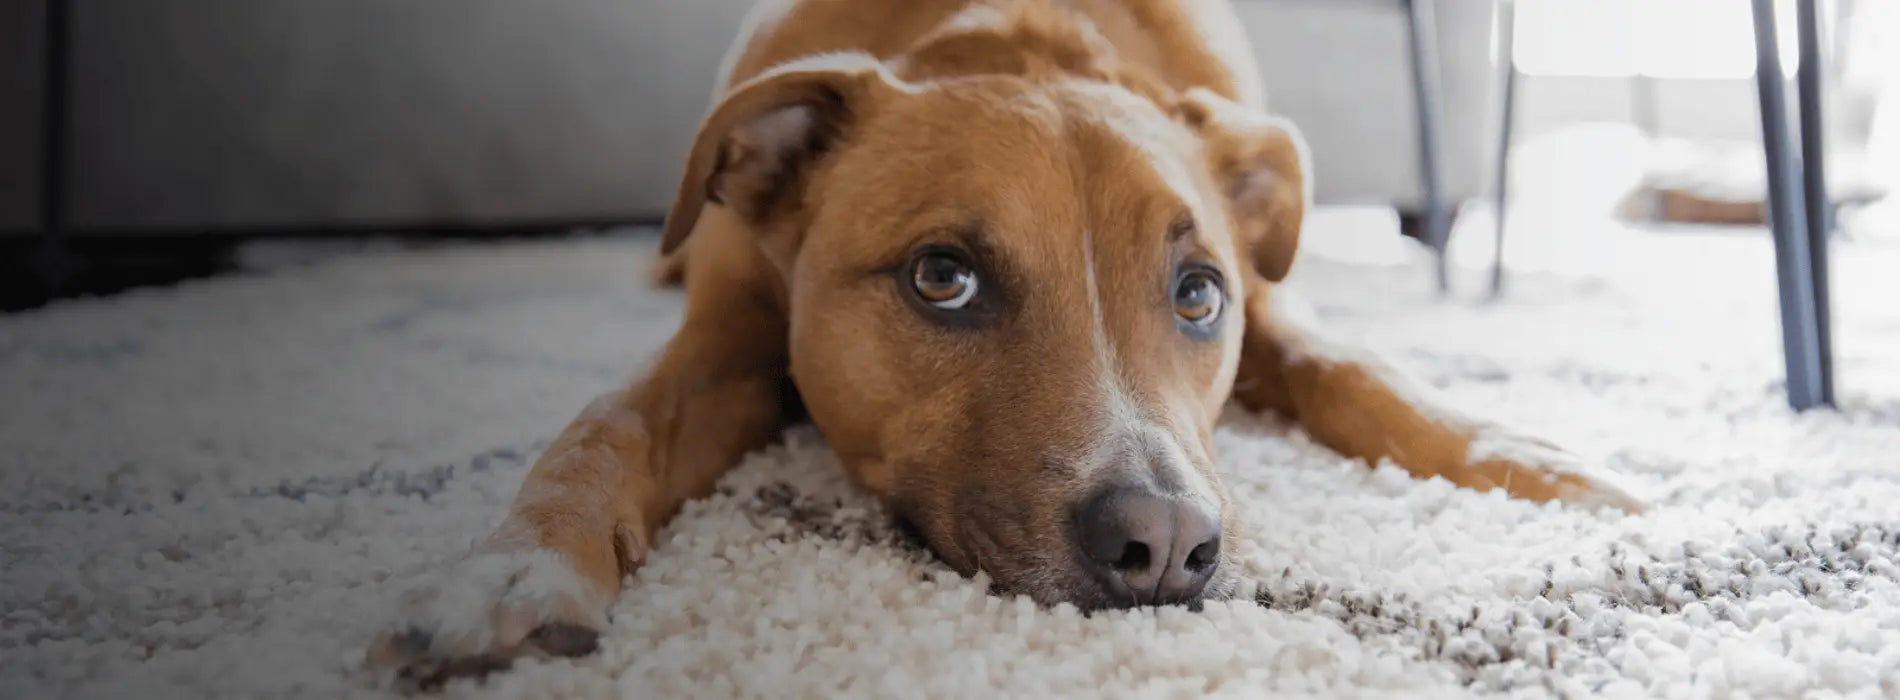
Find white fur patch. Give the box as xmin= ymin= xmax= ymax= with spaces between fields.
xmin=1064 ymin=82 xmax=1203 ymax=195
xmin=1146 ymin=425 xmax=1223 ymax=513
xmin=1265 ymin=287 xmax=1481 ymax=431
xmin=887 ymin=2 xmax=1010 ymax=76
xmin=494 ymin=395 xmax=637 ymax=544
xmin=398 ymin=548 xmax=604 ymax=656
xmin=752 ymin=50 xmax=883 ymax=80
xmin=936 ymin=2 xmax=1009 ymax=34
xmin=1087 ymin=328 xmax=1221 ymax=512
xmin=1465 ymin=434 xmax=1573 ymax=484
xmin=1467 ymin=432 xmax=1643 ymax=507
xmin=729 ymin=51 xmax=917 ymax=102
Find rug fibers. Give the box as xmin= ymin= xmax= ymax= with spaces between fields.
xmin=4 ymin=218 xmax=1900 ymax=699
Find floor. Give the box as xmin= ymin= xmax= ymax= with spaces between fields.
xmin=4 ymin=190 xmax=1900 ymax=695
xmin=6 ymin=124 xmax=1900 ymax=697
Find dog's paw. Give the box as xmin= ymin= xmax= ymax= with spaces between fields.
xmin=366 ymin=549 xmax=611 ymax=692
xmin=1466 ymin=432 xmax=1644 ymax=513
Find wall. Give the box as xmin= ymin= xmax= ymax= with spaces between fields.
xmin=1233 ymin=0 xmax=1498 ymax=209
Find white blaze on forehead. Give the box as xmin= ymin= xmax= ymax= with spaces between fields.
xmin=935 ymin=1 xmax=1010 ymax=34
xmin=891 ymin=1 xmax=1010 ymax=75
xmin=1070 ymin=84 xmax=1198 ymax=172
xmin=913 ymin=0 xmax=1113 ymax=53
xmin=1081 ymin=228 xmax=1142 ymax=486
xmin=1058 ymin=81 xmax=1215 ymax=238
xmin=1058 ymin=83 xmax=1225 ymax=510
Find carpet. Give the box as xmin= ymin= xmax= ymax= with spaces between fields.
xmin=5 ymin=218 xmax=1900 ymax=699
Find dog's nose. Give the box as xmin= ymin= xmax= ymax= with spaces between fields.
xmin=1074 ymin=487 xmax=1221 ymax=606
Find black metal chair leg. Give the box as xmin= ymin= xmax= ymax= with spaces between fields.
xmin=1489 ymin=0 xmax=1517 ymax=300
xmin=1795 ymin=0 xmax=1837 ymax=406
xmin=1751 ymin=0 xmax=1829 ymax=411
xmin=1405 ymin=0 xmax=1450 ymax=293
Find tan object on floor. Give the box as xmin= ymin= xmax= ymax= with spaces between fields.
xmin=1654 ymin=187 xmax=1766 ymax=225
xmin=1619 ymin=138 xmax=1885 ymax=226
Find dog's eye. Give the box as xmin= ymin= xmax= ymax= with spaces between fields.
xmin=1173 ymin=269 xmax=1225 ymax=326
xmin=911 ymin=253 xmax=979 ymax=309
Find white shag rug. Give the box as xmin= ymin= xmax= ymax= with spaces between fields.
xmin=6 ymin=217 xmax=1900 ymax=699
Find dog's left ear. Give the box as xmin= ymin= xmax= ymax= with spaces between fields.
xmin=1176 ymin=88 xmax=1310 ymax=282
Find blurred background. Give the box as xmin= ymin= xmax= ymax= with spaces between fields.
xmin=1 ymin=0 xmax=1896 ymax=310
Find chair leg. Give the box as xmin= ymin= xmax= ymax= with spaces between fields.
xmin=1489 ymin=0 xmax=1517 ymax=300
xmin=1750 ymin=0 xmax=1829 ymax=411
xmin=1795 ymin=0 xmax=1837 ymax=405
xmin=1405 ymin=0 xmax=1450 ymax=293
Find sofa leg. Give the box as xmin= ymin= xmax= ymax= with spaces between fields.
xmin=1398 ymin=207 xmax=1461 ymax=247
xmin=1405 ymin=0 xmax=1450 ymax=294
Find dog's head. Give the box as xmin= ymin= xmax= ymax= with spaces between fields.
xmin=663 ymin=52 xmax=1306 ymax=610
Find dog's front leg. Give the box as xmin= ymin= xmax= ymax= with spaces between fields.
xmin=1231 ymin=285 xmax=1641 ymax=511
xmin=366 ymin=238 xmax=790 ymax=690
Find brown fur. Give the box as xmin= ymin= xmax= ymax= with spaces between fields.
xmin=370 ymin=0 xmax=1638 ymax=684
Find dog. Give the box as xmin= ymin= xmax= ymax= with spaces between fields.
xmin=367 ymin=0 xmax=1641 ymax=688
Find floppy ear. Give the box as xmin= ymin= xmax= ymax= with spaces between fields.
xmin=1176 ymin=88 xmax=1311 ymax=282
xmin=661 ymin=54 xmax=903 ymax=254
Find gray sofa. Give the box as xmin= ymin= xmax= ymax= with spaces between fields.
xmin=0 ymin=0 xmax=43 ymax=234
xmin=3 ymin=0 xmax=1500 ymax=235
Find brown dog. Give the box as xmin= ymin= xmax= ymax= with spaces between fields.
xmin=368 ymin=0 xmax=1640 ymax=688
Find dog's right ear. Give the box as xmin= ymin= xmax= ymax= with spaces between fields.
xmin=1175 ymin=88 xmax=1310 ymax=283
xmin=661 ymin=54 xmax=904 ymax=255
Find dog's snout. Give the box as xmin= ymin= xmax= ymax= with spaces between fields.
xmin=1074 ymin=487 xmax=1220 ymax=606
